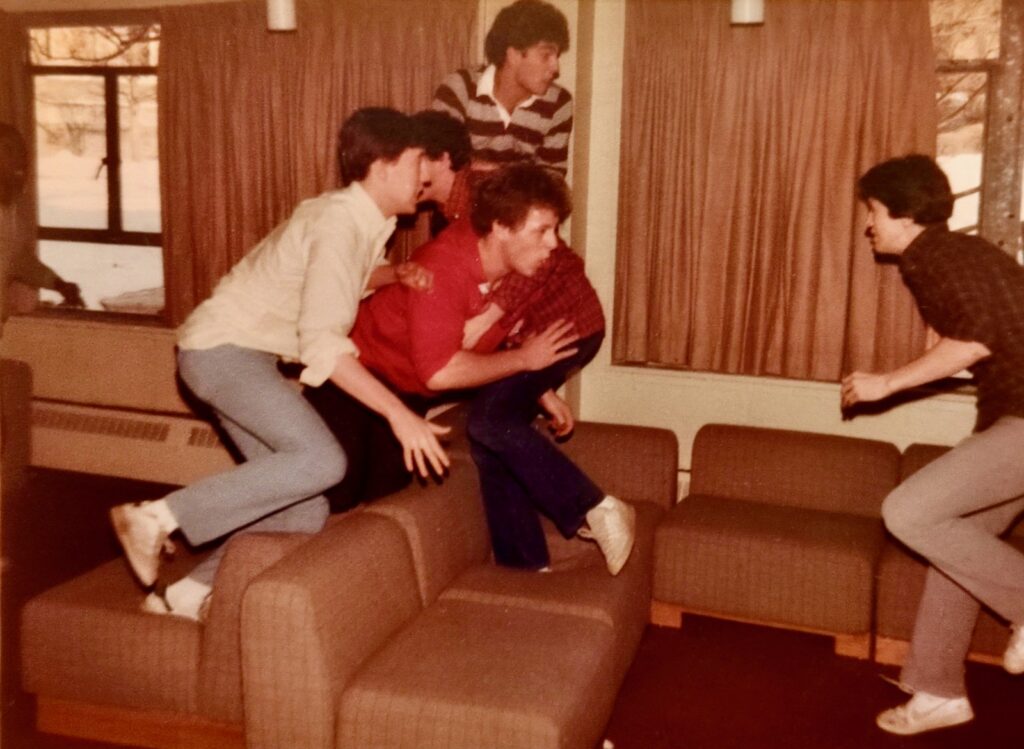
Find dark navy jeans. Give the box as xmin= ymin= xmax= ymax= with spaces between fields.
xmin=467 ymin=332 xmax=605 ymax=569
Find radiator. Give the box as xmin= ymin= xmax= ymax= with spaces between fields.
xmin=30 ymin=402 xmax=235 ymax=485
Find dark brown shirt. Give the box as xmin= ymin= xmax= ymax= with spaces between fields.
xmin=899 ymin=226 xmax=1024 ymax=432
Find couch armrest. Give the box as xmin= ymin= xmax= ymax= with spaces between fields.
xmin=559 ymin=421 xmax=679 ymax=509
xmin=240 ymin=512 xmax=422 ymax=749
xmin=197 ymin=531 xmax=311 ymax=723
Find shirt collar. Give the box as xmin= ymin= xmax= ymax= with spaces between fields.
xmin=346 ymin=181 xmax=398 ymax=246
xmin=476 ymin=64 xmax=539 ymax=127
xmin=899 ymin=224 xmax=947 ymax=275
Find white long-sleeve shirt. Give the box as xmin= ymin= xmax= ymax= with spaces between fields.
xmin=177 ymin=182 xmax=396 ymax=387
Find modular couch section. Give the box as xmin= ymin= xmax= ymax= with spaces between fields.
xmin=652 ymin=423 xmax=900 ymax=657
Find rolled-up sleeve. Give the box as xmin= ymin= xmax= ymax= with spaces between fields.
xmin=297 ymin=213 xmax=367 ymax=387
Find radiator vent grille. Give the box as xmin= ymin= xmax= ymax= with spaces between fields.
xmin=33 ymin=406 xmax=171 ymax=443
xmin=188 ymin=426 xmax=223 ymax=449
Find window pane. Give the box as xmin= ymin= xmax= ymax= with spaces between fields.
xmin=930 ymin=0 xmax=1001 ymax=60
xmin=29 ymin=26 xmax=159 ymax=67
xmin=119 ymin=75 xmax=160 ymax=233
xmin=936 ymin=71 xmax=987 ymax=232
xmin=38 ymin=239 xmax=164 ymax=315
xmin=35 ymin=75 xmax=108 ymax=230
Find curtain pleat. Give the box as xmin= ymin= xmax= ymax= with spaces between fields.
xmin=613 ymin=0 xmax=937 ymax=380
xmin=158 ymin=0 xmax=477 ymax=325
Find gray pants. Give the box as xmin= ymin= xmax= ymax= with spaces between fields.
xmin=166 ymin=345 xmax=343 ymax=586
xmin=882 ymin=415 xmax=1024 ymax=698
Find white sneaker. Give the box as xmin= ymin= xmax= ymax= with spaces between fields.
xmin=876 ymin=692 xmax=973 ymax=735
xmin=1005 ymin=623 xmax=1024 ymax=674
xmin=579 ymin=495 xmax=636 ymax=576
xmin=110 ymin=501 xmax=174 ymax=586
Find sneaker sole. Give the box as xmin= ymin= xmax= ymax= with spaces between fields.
xmin=876 ymin=708 xmax=973 ymax=735
xmin=110 ymin=505 xmax=160 ymax=587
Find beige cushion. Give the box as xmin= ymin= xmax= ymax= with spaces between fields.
xmin=21 ymin=555 xmax=203 ymax=713
xmin=241 ymin=512 xmax=422 ymax=749
xmin=337 ymin=599 xmax=618 ymax=749
xmin=197 ymin=531 xmax=310 ymax=723
xmin=363 ymin=458 xmax=491 ymax=607
xmin=690 ymin=424 xmax=899 ymax=517
xmin=654 ymin=495 xmax=884 ymax=633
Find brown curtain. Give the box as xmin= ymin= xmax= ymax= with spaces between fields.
xmin=0 ymin=10 xmax=33 ymax=324
xmin=158 ymin=0 xmax=477 ymax=325
xmin=613 ymin=0 xmax=937 ymax=381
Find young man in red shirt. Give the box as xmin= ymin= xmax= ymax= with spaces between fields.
xmin=309 ymin=164 xmax=634 ymax=575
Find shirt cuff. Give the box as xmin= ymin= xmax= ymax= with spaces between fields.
xmin=299 ymin=336 xmax=360 ymax=387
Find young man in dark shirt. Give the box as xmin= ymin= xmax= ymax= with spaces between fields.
xmin=841 ymin=154 xmax=1024 ymax=736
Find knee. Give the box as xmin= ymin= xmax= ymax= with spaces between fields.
xmin=298 ymin=438 xmax=348 ymax=492
xmin=881 ymin=486 xmax=928 ymax=542
xmin=467 ymin=408 xmax=515 ymax=451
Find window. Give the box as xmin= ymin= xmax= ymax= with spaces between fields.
xmin=30 ymin=25 xmax=163 ymax=315
xmin=930 ymin=0 xmax=1023 ymax=254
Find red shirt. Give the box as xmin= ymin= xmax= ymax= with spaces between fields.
xmin=352 ymin=219 xmax=488 ymax=396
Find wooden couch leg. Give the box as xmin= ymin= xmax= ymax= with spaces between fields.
xmin=649 ymin=600 xmax=684 ymax=628
xmin=833 ymin=633 xmax=871 ymax=660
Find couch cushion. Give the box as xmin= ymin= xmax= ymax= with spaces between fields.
xmin=21 ymin=553 xmax=203 ymax=713
xmin=689 ymin=424 xmax=899 ymax=517
xmin=197 ymin=531 xmax=310 ymax=723
xmin=241 ymin=512 xmax=422 ymax=749
xmin=363 ymin=457 xmax=491 ymax=607
xmin=337 ymin=599 xmax=618 ymax=749
xmin=654 ymin=495 xmax=885 ymax=633
xmin=559 ymin=421 xmax=679 ymax=509
xmin=441 ymin=501 xmax=660 ymax=629
xmin=875 ymin=537 xmax=1022 ymax=655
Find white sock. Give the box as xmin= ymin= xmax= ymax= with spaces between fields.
xmin=910 ymin=691 xmax=965 ymax=709
xmin=164 ymin=576 xmax=211 ymax=619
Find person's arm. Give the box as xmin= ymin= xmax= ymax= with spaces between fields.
xmin=840 ymin=336 xmax=991 ymax=408
xmin=327 ymin=353 xmax=449 ymax=477
xmin=425 ymin=319 xmax=579 ymax=391
xmin=538 ymin=388 xmax=574 ymax=437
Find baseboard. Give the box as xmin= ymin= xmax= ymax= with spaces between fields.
xmin=36 ymin=696 xmax=244 ymax=749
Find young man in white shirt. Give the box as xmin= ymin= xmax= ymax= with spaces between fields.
xmin=109 ymin=107 xmax=450 ymax=620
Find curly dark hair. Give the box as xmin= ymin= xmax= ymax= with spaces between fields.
xmin=470 ymin=163 xmax=571 ymax=235
xmin=411 ymin=111 xmax=472 ymax=172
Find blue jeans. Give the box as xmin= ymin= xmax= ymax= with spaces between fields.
xmin=467 ymin=332 xmax=605 ymax=569
xmin=167 ymin=345 xmax=342 ymax=586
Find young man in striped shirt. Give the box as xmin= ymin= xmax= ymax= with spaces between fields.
xmin=432 ymin=0 xmax=573 ymax=175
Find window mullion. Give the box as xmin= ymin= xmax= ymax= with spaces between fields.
xmin=104 ymin=71 xmax=123 ymax=235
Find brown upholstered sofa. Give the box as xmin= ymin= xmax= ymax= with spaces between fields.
xmin=650 ymin=423 xmax=901 ymax=658
xmin=21 ymin=420 xmax=678 ymax=749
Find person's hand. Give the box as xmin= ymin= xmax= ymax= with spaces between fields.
xmin=840 ymin=371 xmax=892 ymax=409
xmin=517 ymin=319 xmax=579 ymax=371
xmin=538 ymin=389 xmax=574 ymax=437
xmin=387 ymin=409 xmax=451 ymax=478
xmin=55 ymin=280 xmax=84 ymax=307
xmin=395 ymin=261 xmax=433 ymax=292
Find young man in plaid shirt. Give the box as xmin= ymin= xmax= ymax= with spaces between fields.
xmin=842 ymin=154 xmax=1024 ymax=736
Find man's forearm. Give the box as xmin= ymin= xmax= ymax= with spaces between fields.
xmin=426 ymin=349 xmax=527 ymax=391
xmin=328 ymin=353 xmax=414 ymax=423
xmin=885 ymin=336 xmax=991 ymax=395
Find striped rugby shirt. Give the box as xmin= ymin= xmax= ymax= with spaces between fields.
xmin=431 ymin=64 xmax=573 ymax=175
